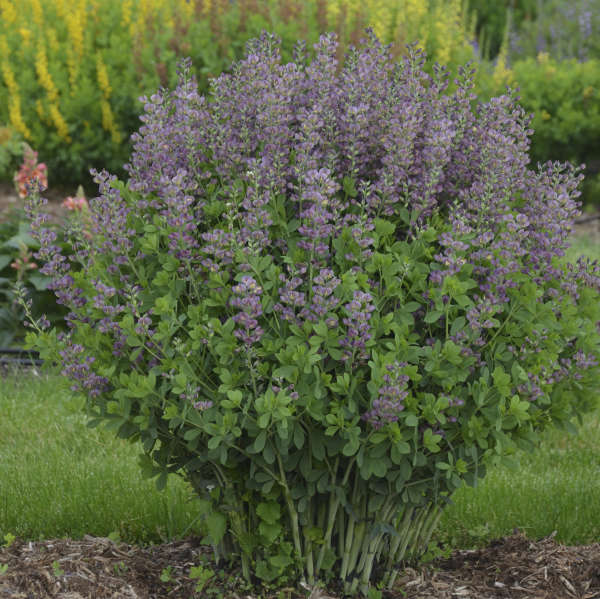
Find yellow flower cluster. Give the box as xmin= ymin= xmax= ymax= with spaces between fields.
xmin=0 ymin=0 xmax=17 ymax=25
xmin=121 ymin=0 xmax=133 ymax=26
xmin=492 ymin=49 xmax=514 ymax=87
xmin=49 ymin=103 xmax=71 ymax=143
xmin=97 ymin=53 xmax=121 ymax=144
xmin=30 ymin=0 xmax=44 ymax=29
xmin=96 ymin=55 xmax=112 ymax=99
xmin=323 ymin=0 xmax=472 ymax=66
xmin=0 ymin=35 xmax=31 ymax=139
xmin=35 ymin=40 xmax=72 ymax=142
xmin=35 ymin=42 xmax=59 ymax=103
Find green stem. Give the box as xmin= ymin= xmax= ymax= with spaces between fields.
xmin=343 ymin=493 xmax=367 ymax=593
xmin=304 ymin=496 xmax=315 ymax=586
xmin=417 ymin=504 xmax=443 ymax=556
xmin=355 ymin=499 xmax=398 ymax=594
xmin=337 ymin=505 xmax=345 ymax=562
xmin=276 ymin=453 xmax=304 ymax=573
xmin=314 ymin=457 xmax=339 ymax=574
xmin=382 ymin=505 xmax=414 ymax=583
xmin=384 ymin=506 xmax=428 ymax=590
xmin=340 ymin=467 xmax=360 ymax=582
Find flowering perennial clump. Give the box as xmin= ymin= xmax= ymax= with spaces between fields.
xmin=25 ymin=31 xmax=600 ymax=596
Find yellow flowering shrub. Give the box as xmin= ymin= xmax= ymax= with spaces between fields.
xmin=0 ymin=0 xmax=476 ymax=186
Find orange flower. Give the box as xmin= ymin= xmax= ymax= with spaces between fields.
xmin=62 ymin=195 xmax=88 ymax=211
xmin=62 ymin=185 xmax=89 ymax=211
xmin=14 ymin=145 xmax=47 ymax=198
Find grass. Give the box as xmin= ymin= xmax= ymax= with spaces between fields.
xmin=1 ymin=232 xmax=599 ymax=551
xmin=0 ymin=371 xmax=204 ymax=544
xmin=437 ymin=409 xmax=600 ymax=548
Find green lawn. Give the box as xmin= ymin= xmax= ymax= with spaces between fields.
xmin=0 ymin=372 xmax=204 ymax=544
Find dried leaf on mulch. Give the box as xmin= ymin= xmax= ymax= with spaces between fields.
xmin=401 ymin=531 xmax=600 ymax=599
xmin=0 ymin=532 xmax=599 ymax=598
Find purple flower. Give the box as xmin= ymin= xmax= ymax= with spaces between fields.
xmin=230 ymin=275 xmax=264 ymax=346
xmin=340 ymin=290 xmax=376 ymax=363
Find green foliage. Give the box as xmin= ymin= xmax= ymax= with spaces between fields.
xmin=466 ymin=0 xmax=536 ymax=59
xmin=0 ymin=126 xmax=24 ymax=181
xmin=507 ymin=0 xmax=600 ymax=61
xmin=189 ymin=563 xmax=216 ymax=593
xmin=51 ymin=561 xmax=64 ymax=577
xmin=0 ymin=208 xmax=66 ymax=346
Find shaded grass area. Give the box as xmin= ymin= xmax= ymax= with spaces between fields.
xmin=566 ymin=231 xmax=600 ymax=263
xmin=0 ymin=371 xmax=204 ymax=544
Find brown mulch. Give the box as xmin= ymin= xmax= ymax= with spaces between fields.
xmin=0 ymin=532 xmax=599 ymax=599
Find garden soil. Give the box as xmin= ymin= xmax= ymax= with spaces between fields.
xmin=0 ymin=531 xmax=599 ymax=598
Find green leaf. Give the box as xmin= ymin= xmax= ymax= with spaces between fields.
xmin=404 ymin=414 xmax=419 ymax=427
xmin=207 ymin=436 xmax=222 ymax=450
xmin=206 ymin=512 xmax=227 ymax=545
xmin=424 ymin=310 xmax=443 ymax=324
xmin=258 ymin=521 xmax=281 ymax=544
xmin=256 ymin=502 xmax=280 ymax=525
xmin=402 ymin=301 xmax=421 ymax=312
xmin=511 ymin=362 xmax=529 ymax=384
xmin=374 ymin=218 xmax=395 ymax=238
xmin=423 ymin=428 xmax=442 ymax=453
xmin=249 ymin=430 xmax=267 ymax=453
xmin=343 ymin=175 xmax=358 ymax=198
xmin=293 ymin=425 xmax=305 ymax=450
xmin=390 ymin=440 xmax=410 ymax=464
xmin=227 ymin=389 xmax=243 ymax=404
xmin=257 ymin=413 xmax=271 ymax=428
xmin=492 ymin=365 xmax=512 ymax=398
xmin=342 ymin=437 xmax=360 ymax=456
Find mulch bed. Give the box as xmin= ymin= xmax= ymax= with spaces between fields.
xmin=1 ymin=532 xmax=599 ymax=598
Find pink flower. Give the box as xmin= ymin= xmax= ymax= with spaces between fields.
xmin=62 ymin=185 xmax=89 ymax=211
xmin=14 ymin=145 xmax=48 ymax=198
xmin=62 ymin=196 xmax=89 ymax=211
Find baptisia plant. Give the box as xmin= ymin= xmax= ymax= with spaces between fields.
xmin=24 ymin=31 xmax=600 ymax=595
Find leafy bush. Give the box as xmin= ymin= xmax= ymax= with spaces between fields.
xmin=25 ymin=32 xmax=600 ymax=595
xmin=477 ymin=53 xmax=600 ymax=206
xmin=0 ymin=0 xmax=475 ymax=188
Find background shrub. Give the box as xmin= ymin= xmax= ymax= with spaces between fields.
xmin=0 ymin=125 xmax=24 ymax=181
xmin=508 ymin=0 xmax=600 ymax=62
xmin=0 ymin=0 xmax=475 ymax=189
xmin=466 ymin=0 xmax=535 ymax=60
xmin=25 ymin=32 xmax=600 ymax=595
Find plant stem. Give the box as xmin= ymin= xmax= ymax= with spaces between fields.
xmin=276 ymin=453 xmax=304 ymax=576
xmin=315 ymin=456 xmax=340 ymax=574
xmin=343 ymin=493 xmax=367 ymax=594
